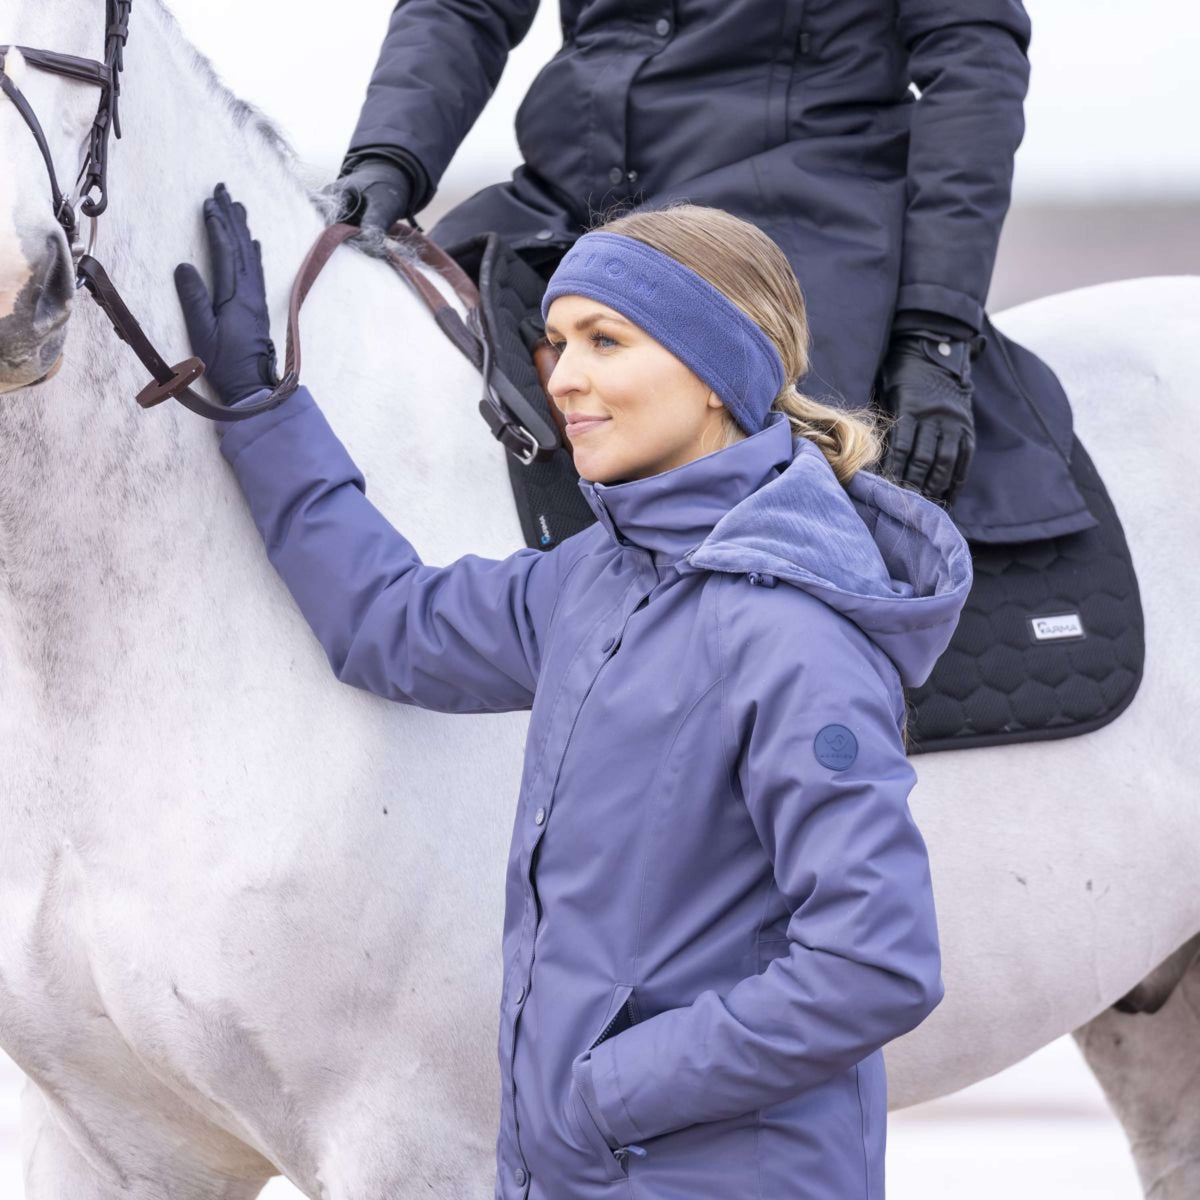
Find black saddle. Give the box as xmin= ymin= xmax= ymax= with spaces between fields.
xmin=450 ymin=233 xmax=1145 ymax=753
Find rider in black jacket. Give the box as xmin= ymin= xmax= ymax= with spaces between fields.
xmin=326 ymin=0 xmax=1096 ymax=540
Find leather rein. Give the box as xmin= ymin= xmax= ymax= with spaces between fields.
xmin=0 ymin=1 xmax=560 ymax=463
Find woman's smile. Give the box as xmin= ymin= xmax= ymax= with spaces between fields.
xmin=567 ymin=416 xmax=611 ymax=437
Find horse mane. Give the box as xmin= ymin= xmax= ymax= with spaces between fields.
xmin=146 ymin=2 xmax=410 ymax=251
xmin=147 ymin=0 xmax=321 ymax=204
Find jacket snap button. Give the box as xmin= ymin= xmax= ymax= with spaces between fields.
xmin=602 ymin=635 xmax=616 ymax=652
xmin=534 ymin=807 xmax=546 ymax=825
xmin=535 ymin=228 xmax=554 ymax=240
xmin=515 ymin=1167 xmax=528 ymax=1186
xmin=655 ymin=17 xmax=671 ymax=35
xmin=747 ymin=572 xmax=760 ymax=585
xmin=608 ymin=166 xmax=624 ymax=185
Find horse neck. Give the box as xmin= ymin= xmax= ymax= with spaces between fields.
xmin=0 ymin=2 xmax=383 ymax=718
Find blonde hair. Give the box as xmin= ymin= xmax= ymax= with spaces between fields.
xmin=591 ymin=202 xmax=889 ymax=485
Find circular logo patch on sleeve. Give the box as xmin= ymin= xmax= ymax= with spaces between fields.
xmin=813 ymin=724 xmax=858 ymax=770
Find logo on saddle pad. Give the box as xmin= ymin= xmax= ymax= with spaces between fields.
xmin=1029 ymin=611 xmax=1086 ymax=642
xmin=813 ymin=724 xmax=858 ymax=770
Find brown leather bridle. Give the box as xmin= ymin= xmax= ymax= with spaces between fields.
xmin=1 ymin=1 xmax=561 ymax=460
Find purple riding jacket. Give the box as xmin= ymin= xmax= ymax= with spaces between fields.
xmin=218 ymin=387 xmax=971 ymax=1199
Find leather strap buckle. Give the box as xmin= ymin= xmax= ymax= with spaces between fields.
xmin=136 ymin=357 xmax=205 ymax=408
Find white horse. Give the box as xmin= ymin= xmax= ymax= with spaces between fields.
xmin=1 ymin=2 xmax=1198 ymax=1197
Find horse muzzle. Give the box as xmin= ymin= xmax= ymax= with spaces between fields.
xmin=0 ymin=230 xmax=73 ymax=393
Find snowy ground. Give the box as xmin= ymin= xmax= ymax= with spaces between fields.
xmin=1 ymin=1034 xmax=1141 ymax=1199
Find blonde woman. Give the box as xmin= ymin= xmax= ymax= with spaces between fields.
xmin=174 ymin=187 xmax=973 ymax=1199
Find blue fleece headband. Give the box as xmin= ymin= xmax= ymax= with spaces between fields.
xmin=541 ymin=231 xmax=787 ymax=434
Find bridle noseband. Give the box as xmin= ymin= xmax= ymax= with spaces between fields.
xmin=0 ymin=2 xmax=561 ymax=458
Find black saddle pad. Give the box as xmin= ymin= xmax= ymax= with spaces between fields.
xmin=446 ymin=234 xmax=1145 ymax=753
xmin=905 ymin=435 xmax=1145 ymax=753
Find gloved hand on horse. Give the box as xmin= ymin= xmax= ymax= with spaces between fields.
xmin=324 ymin=152 xmax=418 ymax=235
xmin=173 ymin=183 xmax=279 ymax=406
xmin=879 ymin=311 xmax=987 ymax=504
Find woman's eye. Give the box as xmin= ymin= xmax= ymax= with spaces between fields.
xmin=549 ymin=331 xmax=618 ymax=351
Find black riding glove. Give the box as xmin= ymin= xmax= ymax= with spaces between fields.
xmin=879 ymin=322 xmax=984 ymax=503
xmin=173 ymin=183 xmax=279 ymax=406
xmin=326 ymin=156 xmax=416 ymax=234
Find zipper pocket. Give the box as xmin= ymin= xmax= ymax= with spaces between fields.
xmin=590 ymin=987 xmax=640 ymax=1049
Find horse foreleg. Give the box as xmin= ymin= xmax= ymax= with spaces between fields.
xmin=1073 ymin=933 xmax=1200 ymax=1199
xmin=20 ymin=1077 xmax=273 ymax=1200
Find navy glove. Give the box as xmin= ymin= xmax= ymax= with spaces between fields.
xmin=173 ymin=183 xmax=279 ymax=406
xmin=879 ymin=324 xmax=982 ymax=503
xmin=326 ymin=155 xmax=416 ymax=234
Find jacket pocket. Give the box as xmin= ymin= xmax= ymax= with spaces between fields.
xmin=565 ymin=984 xmax=642 ymax=1182
xmin=566 ymin=1078 xmax=629 ymax=1182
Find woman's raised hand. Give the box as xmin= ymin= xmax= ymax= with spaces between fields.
xmin=173 ymin=182 xmax=280 ymax=406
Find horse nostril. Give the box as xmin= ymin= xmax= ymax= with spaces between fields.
xmin=33 ymin=232 xmax=74 ymax=326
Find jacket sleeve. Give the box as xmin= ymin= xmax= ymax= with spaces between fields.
xmin=894 ymin=0 xmax=1032 ymax=332
xmin=573 ymin=596 xmax=944 ymax=1147
xmin=216 ymin=386 xmax=576 ymax=714
xmin=346 ymin=0 xmax=543 ymax=211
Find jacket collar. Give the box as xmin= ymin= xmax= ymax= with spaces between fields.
xmin=576 ymin=410 xmax=794 ymax=562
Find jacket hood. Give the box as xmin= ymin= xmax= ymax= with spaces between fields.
xmin=684 ymin=413 xmax=973 ymax=688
